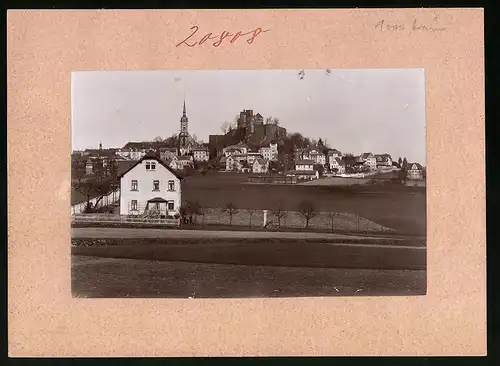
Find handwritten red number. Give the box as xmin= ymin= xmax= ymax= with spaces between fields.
xmin=176 ymin=26 xmax=270 ymax=48
xmin=175 ymin=26 xmax=199 ymax=47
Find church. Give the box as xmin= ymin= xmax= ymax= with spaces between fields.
xmin=178 ymin=99 xmax=193 ymax=156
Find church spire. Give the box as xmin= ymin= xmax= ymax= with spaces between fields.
xmin=183 ymin=97 xmax=186 ymax=116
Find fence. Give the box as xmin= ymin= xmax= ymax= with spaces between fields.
xmin=72 ymin=213 xmax=180 ymax=226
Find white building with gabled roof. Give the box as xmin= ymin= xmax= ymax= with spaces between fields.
xmin=117 ymin=152 xmax=183 ymax=216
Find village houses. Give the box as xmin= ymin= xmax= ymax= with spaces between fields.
xmin=406 ymin=162 xmax=424 ymax=180
xmin=246 ymin=151 xmax=262 ymax=165
xmin=169 ymin=155 xmax=194 ymax=171
xmin=159 ymin=148 xmax=178 ymax=161
xmin=375 ymin=154 xmax=393 ymax=169
xmin=307 ymin=149 xmax=326 ymax=165
xmin=329 ymin=157 xmax=346 ymax=174
xmin=259 ymin=141 xmax=278 ymax=161
xmin=192 ymin=146 xmax=210 ymax=162
xmin=223 ymin=143 xmax=249 ymax=157
xmin=294 ymin=159 xmax=315 ymax=171
xmin=357 ymin=152 xmax=377 ymax=171
xmin=117 ymin=152 xmax=182 ymax=216
xmin=252 ymin=158 xmax=269 ymax=174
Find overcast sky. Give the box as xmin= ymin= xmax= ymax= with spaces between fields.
xmin=72 ymin=69 xmax=426 ymax=164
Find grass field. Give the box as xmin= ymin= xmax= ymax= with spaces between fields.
xmin=71 ymin=237 xmax=426 ymax=270
xmin=197 ymin=208 xmax=394 ymax=232
xmin=72 ymin=256 xmax=426 ymax=298
xmin=182 ymin=172 xmax=426 ymax=235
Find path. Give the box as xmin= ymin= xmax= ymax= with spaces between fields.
xmin=72 ymin=227 xmax=403 ymax=242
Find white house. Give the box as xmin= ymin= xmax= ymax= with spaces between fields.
xmin=357 ymin=153 xmax=377 ymax=171
xmin=375 ymin=154 xmax=393 ymax=169
xmin=259 ymin=141 xmax=278 ymax=161
xmin=308 ymin=149 xmax=326 ymax=165
xmin=225 ymin=155 xmax=243 ymax=172
xmin=252 ymin=158 xmax=269 ymax=174
xmin=192 ymin=147 xmax=209 ymax=162
xmin=246 ymin=151 xmax=262 ymax=165
xmin=329 ymin=157 xmax=346 ymax=174
xmin=407 ymin=162 xmax=424 ymax=180
xmin=118 ymin=153 xmax=183 ymax=216
xmin=294 ymin=159 xmax=315 ymax=171
xmin=169 ymin=155 xmax=194 ymax=171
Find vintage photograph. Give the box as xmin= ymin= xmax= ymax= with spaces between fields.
xmin=71 ymin=69 xmax=426 ymax=298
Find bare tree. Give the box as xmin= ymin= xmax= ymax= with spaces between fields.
xmin=272 ymin=117 xmax=280 ymax=126
xmin=199 ymin=207 xmax=208 ymax=226
xmin=272 ymin=202 xmax=288 ymax=229
xmin=220 ymin=121 xmax=231 ymax=134
xmin=225 ymin=203 xmax=238 ymax=225
xmin=247 ymin=208 xmax=255 ymax=227
xmin=298 ymin=200 xmax=317 ymax=230
xmin=327 ymin=212 xmax=337 ymax=232
xmin=153 ymin=136 xmax=163 ymax=143
xmin=186 ymin=200 xmax=201 ymax=225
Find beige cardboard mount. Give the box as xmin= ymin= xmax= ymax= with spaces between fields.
xmin=7 ymin=9 xmax=485 ymax=357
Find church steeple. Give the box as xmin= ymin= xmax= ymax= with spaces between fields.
xmin=178 ymin=97 xmax=189 ymax=155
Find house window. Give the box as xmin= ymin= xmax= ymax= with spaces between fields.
xmin=153 ymin=180 xmax=160 ymax=191
xmin=151 ymin=162 xmax=156 ymax=170
xmin=154 ymin=202 xmax=160 ymax=209
xmin=131 ymin=200 xmax=138 ymax=211
xmin=168 ymin=180 xmax=175 ymax=191
xmin=131 ymin=180 xmax=138 ymax=191
xmin=146 ymin=162 xmax=150 ymax=170
xmin=167 ymin=201 xmax=174 ymax=211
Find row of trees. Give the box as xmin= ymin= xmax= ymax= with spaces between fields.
xmin=178 ymin=200 xmax=322 ymax=230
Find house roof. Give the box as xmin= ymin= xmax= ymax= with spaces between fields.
xmin=333 ymin=157 xmax=345 ymax=165
xmin=360 ymin=152 xmax=373 ymax=159
xmin=375 ymin=153 xmax=392 ymax=162
xmin=254 ymin=158 xmax=267 ymax=165
xmin=177 ymin=156 xmax=193 ymax=161
xmin=408 ymin=162 xmax=424 ymax=170
xmin=117 ymin=153 xmax=183 ymax=180
xmin=294 ymin=159 xmax=314 ymax=165
xmin=192 ymin=147 xmax=209 ymax=152
xmin=328 ymin=149 xmax=342 ymax=155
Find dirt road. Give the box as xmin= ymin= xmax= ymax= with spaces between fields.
xmin=72 ymin=227 xmax=401 ymax=241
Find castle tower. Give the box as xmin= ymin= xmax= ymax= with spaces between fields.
xmin=178 ymin=98 xmax=190 ymax=155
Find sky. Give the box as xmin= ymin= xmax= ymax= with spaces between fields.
xmin=71 ymin=69 xmax=426 ymax=164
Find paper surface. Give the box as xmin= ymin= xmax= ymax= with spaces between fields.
xmin=7 ymin=9 xmax=485 ymax=356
